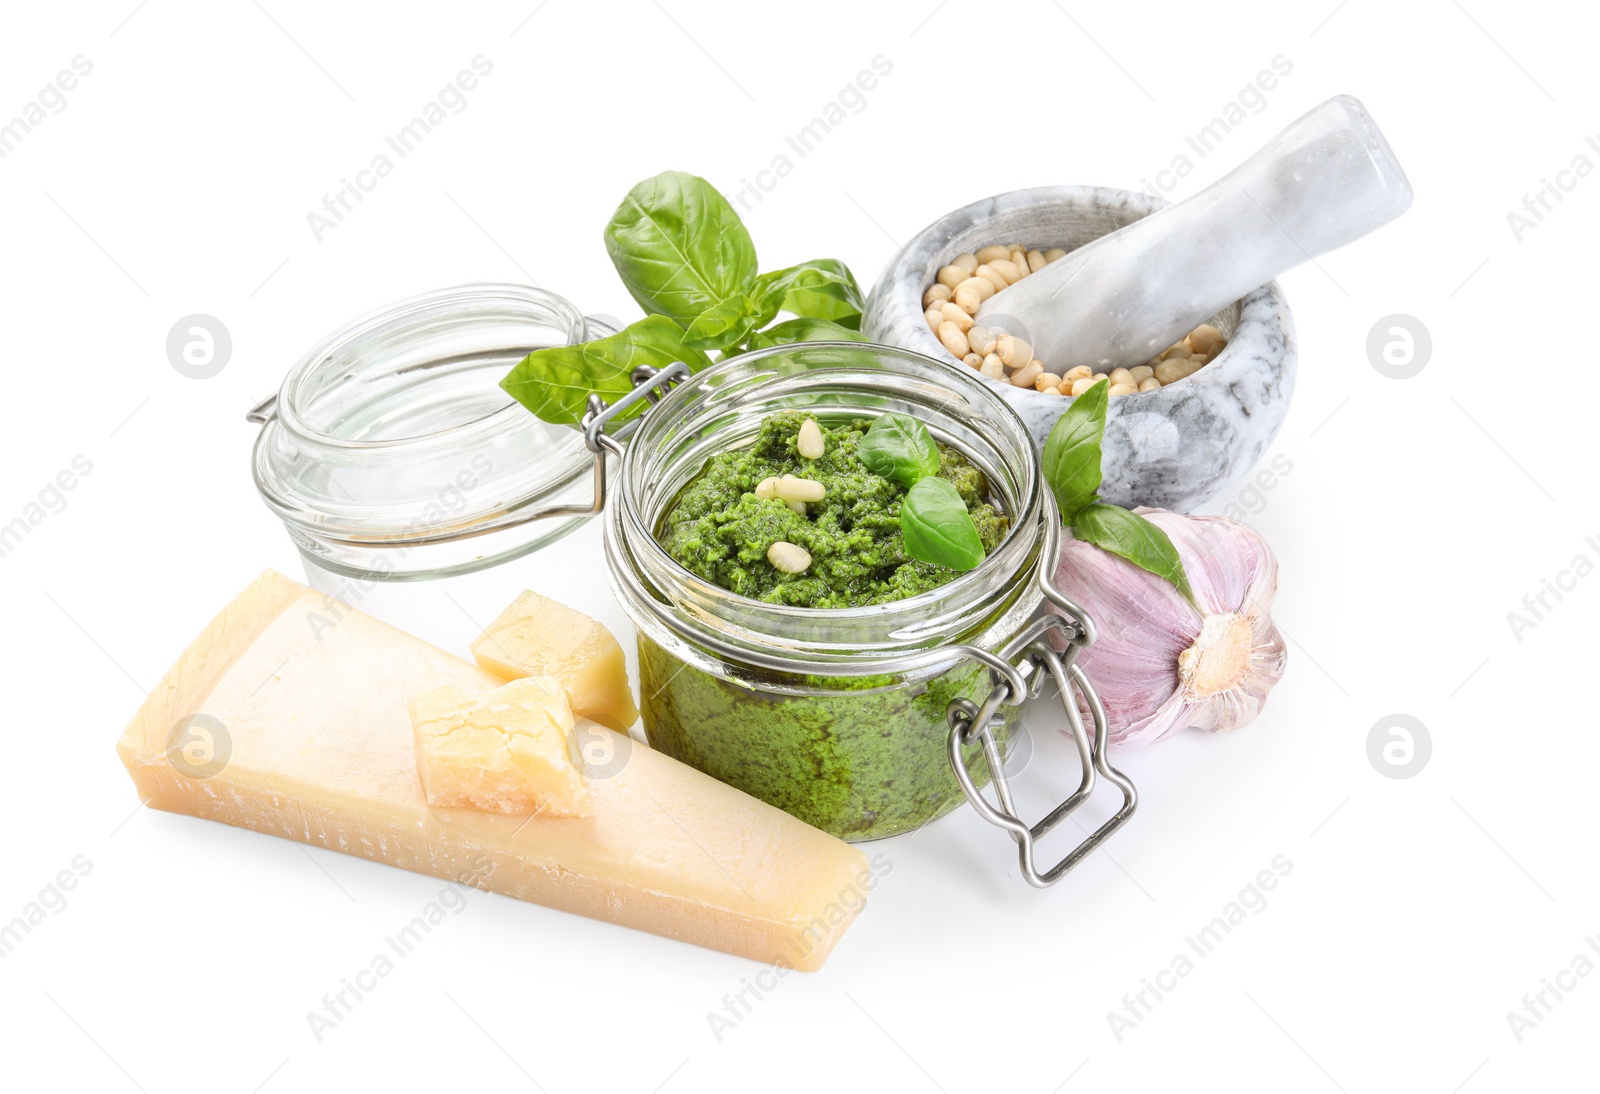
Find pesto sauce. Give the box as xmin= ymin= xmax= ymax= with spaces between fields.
xmin=658 ymin=411 xmax=1008 ymax=609
xmin=640 ymin=411 xmax=1014 ymax=841
xmin=638 ymin=634 xmax=1014 ymax=840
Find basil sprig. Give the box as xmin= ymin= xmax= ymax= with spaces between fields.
xmin=858 ymin=413 xmax=941 ymax=488
xmin=1070 ymin=502 xmax=1193 ymax=598
xmin=504 ymin=171 xmax=865 ymax=423
xmin=902 ymin=477 xmax=986 ymax=572
xmin=753 ymin=259 xmax=865 ymax=329
xmin=501 ymin=316 xmax=710 ymax=427
xmin=859 ymin=414 xmax=985 ymax=572
xmin=602 ymin=170 xmax=758 ymax=326
xmin=1040 ymin=380 xmax=1110 ymax=518
xmin=1041 ymin=382 xmax=1195 ymax=602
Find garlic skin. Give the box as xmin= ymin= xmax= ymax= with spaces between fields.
xmin=1051 ymin=509 xmax=1287 ymax=749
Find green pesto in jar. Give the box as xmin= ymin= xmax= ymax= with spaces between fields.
xmin=658 ymin=411 xmax=1009 ymax=609
xmin=642 ymin=411 xmax=1017 ymax=841
xmin=638 ymin=634 xmax=1015 ymax=840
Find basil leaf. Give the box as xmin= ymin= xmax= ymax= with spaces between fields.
xmin=755 ymin=258 xmax=865 ymax=328
xmin=1040 ymin=378 xmax=1108 ymax=522
xmin=748 ymin=317 xmax=871 ymax=349
xmin=859 ymin=413 xmax=942 ymax=489
xmin=683 ymin=295 xmax=774 ymax=353
xmin=901 ymin=477 xmax=985 ymax=572
xmin=1070 ymin=502 xmax=1195 ymax=602
xmin=500 ymin=315 xmax=710 ymax=426
xmin=603 ymin=172 xmax=758 ymax=326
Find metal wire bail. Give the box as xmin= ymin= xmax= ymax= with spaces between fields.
xmin=945 ymin=566 xmax=1137 ymax=887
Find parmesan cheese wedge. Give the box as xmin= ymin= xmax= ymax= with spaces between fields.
xmin=117 ymin=570 xmax=869 ymax=970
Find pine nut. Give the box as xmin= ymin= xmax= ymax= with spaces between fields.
xmin=938 ymin=302 xmax=974 ymax=331
xmin=974 ymin=264 xmax=1008 ymax=294
xmin=1155 ymin=357 xmax=1202 ymax=385
xmin=953 ymin=277 xmax=995 ymax=314
xmin=1044 ymin=248 xmax=1067 ymax=262
xmin=938 ymin=321 xmax=971 ymax=358
xmin=1026 ymin=249 xmax=1047 ymax=272
xmin=1108 ymin=382 xmax=1138 ymax=396
xmin=980 ymin=355 xmax=1006 ymax=380
xmin=937 ymin=264 xmax=969 ymax=289
xmin=1188 ymin=323 xmax=1225 ymax=356
xmin=952 ymin=252 xmax=979 ymax=273
xmin=1163 ymin=342 xmax=1193 ymax=360
xmin=967 ymin=325 xmax=996 ymax=356
xmin=974 ymin=245 xmax=1011 ymax=264
xmin=1070 ymin=376 xmax=1104 ymax=396
xmin=767 ymin=541 xmax=812 ymax=574
xmin=995 ymin=334 xmax=1033 ymax=368
xmin=1129 ymin=365 xmax=1154 ymax=382
xmin=988 ymin=258 xmax=1024 ymax=285
xmin=963 ymin=352 xmax=982 ymax=369
xmin=1011 ymin=362 xmax=1044 ymax=388
xmin=1108 ymin=367 xmax=1134 ymax=386
xmin=925 ymin=307 xmax=944 ymax=332
xmin=786 ymin=500 xmax=808 ymax=516
xmin=1063 ymin=365 xmax=1093 ymax=383
xmin=923 ymin=283 xmax=952 ymax=308
xmin=1138 ymin=377 xmax=1162 ymax=392
xmin=797 ymin=418 xmax=825 ymax=459
xmin=775 ymin=475 xmax=826 ymax=503
xmin=754 ymin=477 xmax=779 ymax=500
xmin=1036 ymin=372 xmax=1063 ymax=392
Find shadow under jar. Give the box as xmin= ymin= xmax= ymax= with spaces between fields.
xmin=606 ymin=343 xmax=1062 ymax=842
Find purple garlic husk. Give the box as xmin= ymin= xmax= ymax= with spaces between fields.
xmin=1051 ymin=509 xmax=1287 ymax=749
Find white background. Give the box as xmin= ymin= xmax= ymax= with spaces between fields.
xmin=1 ymin=2 xmax=1593 ymax=1091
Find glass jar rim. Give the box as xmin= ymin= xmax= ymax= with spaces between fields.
xmin=606 ymin=341 xmax=1050 ymax=670
xmin=275 ymin=282 xmax=588 ymax=455
xmin=252 ymin=282 xmax=601 ymax=549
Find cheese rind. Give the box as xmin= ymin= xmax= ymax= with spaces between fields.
xmin=117 ymin=571 xmax=868 ymax=971
xmin=410 ymin=677 xmax=592 ymax=817
xmin=470 ymin=590 xmax=640 ymax=732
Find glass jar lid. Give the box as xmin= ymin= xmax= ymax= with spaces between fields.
xmin=251 ymin=283 xmax=615 ymax=579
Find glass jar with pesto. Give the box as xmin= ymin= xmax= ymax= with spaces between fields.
xmin=603 ymin=343 xmax=1123 ymax=849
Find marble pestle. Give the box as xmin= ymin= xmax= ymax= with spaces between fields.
xmin=977 ymin=95 xmax=1413 ymax=371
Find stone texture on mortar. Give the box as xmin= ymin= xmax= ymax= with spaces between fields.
xmin=862 ymin=185 xmax=1296 ymax=512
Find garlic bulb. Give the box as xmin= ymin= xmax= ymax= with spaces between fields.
xmin=1052 ymin=509 xmax=1286 ymax=748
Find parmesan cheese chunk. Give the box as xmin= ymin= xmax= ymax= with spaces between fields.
xmin=411 ymin=677 xmax=591 ymax=818
xmin=470 ymin=590 xmax=640 ymax=732
xmin=117 ymin=571 xmax=868 ymax=970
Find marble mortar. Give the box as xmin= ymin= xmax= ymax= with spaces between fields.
xmin=861 ymin=186 xmax=1296 ymax=513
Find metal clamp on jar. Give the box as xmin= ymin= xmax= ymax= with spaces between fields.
xmin=592 ymin=344 xmax=1137 ymax=885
